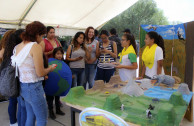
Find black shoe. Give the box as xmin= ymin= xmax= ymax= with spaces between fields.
xmin=56 ymin=110 xmax=65 ymax=115
xmin=49 ymin=110 xmax=56 ymax=120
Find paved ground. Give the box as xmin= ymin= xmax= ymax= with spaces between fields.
xmin=0 ymin=100 xmax=193 ymax=126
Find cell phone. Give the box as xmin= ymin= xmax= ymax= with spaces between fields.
xmin=101 ymin=47 xmax=104 ymax=50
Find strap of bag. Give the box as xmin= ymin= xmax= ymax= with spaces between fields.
xmin=69 ymin=45 xmax=73 ymax=58
xmin=15 ymin=63 xmax=19 ymax=78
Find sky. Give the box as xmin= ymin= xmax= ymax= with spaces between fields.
xmin=141 ymin=24 xmax=186 ymax=40
xmin=154 ymin=0 xmax=194 ymax=23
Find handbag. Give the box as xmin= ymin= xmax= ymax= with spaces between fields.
xmin=0 ymin=42 xmax=35 ymax=97
xmin=0 ymin=61 xmax=20 ymax=98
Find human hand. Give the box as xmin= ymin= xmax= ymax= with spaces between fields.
xmin=49 ymin=65 xmax=56 ymax=72
xmin=100 ymin=48 xmax=109 ymax=54
xmin=75 ymin=56 xmax=83 ymax=61
xmin=111 ymin=62 xmax=120 ymax=65
xmin=88 ymin=46 xmax=92 ymax=53
xmin=44 ymin=75 xmax=48 ymax=80
xmin=115 ymin=64 xmax=123 ymax=69
xmin=47 ymin=49 xmax=54 ymax=55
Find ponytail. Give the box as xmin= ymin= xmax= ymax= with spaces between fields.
xmin=123 ymin=34 xmax=137 ymax=54
xmin=157 ymin=35 xmax=165 ymax=58
xmin=147 ymin=31 xmax=165 ymax=58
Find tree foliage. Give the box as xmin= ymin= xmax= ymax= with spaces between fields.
xmin=100 ymin=0 xmax=169 ymax=38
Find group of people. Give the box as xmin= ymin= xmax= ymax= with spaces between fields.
xmin=0 ymin=20 xmax=165 ymax=126
xmin=0 ymin=21 xmax=62 ymax=126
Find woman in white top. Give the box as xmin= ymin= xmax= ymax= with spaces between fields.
xmin=138 ymin=31 xmax=165 ymax=79
xmin=115 ymin=34 xmax=138 ymax=81
xmin=11 ymin=21 xmax=55 ymax=126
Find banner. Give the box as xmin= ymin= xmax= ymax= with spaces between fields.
xmin=139 ymin=24 xmax=186 ymax=82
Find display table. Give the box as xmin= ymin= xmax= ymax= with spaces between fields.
xmin=63 ymin=81 xmax=193 ymax=126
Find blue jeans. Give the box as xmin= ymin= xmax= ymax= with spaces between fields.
xmin=95 ymin=67 xmax=115 ymax=83
xmin=20 ymin=81 xmax=47 ymax=126
xmin=84 ymin=64 xmax=97 ymax=89
xmin=8 ymin=97 xmax=17 ymax=124
xmin=17 ymin=96 xmax=26 ymax=126
xmin=71 ymin=68 xmax=85 ymax=88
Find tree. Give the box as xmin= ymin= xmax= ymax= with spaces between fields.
xmin=100 ymin=0 xmax=169 ymax=38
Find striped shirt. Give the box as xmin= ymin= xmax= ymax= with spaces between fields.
xmin=97 ymin=41 xmax=115 ymax=69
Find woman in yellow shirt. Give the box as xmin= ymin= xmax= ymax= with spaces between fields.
xmin=138 ymin=31 xmax=165 ymax=79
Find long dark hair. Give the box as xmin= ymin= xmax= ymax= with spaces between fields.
xmin=0 ymin=30 xmax=16 ymax=50
xmin=3 ymin=29 xmax=24 ymax=59
xmin=72 ymin=32 xmax=86 ymax=51
xmin=46 ymin=26 xmax=55 ymax=34
xmin=0 ymin=29 xmax=24 ymax=70
xmin=122 ymin=34 xmax=137 ymax=54
xmin=53 ymin=47 xmax=64 ymax=60
xmin=147 ymin=31 xmax=165 ymax=58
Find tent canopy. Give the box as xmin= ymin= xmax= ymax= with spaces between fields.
xmin=0 ymin=0 xmax=137 ymax=35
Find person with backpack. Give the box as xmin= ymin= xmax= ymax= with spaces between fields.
xmin=66 ymin=32 xmax=91 ymax=88
xmin=109 ymin=28 xmax=122 ymax=75
xmin=0 ymin=30 xmax=16 ymax=64
xmin=11 ymin=21 xmax=56 ymax=126
xmin=95 ymin=30 xmax=117 ymax=83
xmin=109 ymin=28 xmax=122 ymax=55
xmin=0 ymin=30 xmax=19 ymax=126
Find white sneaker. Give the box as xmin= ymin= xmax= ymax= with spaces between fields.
xmin=10 ymin=122 xmax=18 ymax=126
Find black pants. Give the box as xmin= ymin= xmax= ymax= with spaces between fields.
xmin=46 ymin=95 xmax=60 ymax=111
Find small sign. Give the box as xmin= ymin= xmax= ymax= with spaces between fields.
xmin=79 ymin=107 xmax=129 ymax=126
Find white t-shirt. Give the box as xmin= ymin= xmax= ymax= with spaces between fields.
xmin=119 ymin=54 xmax=136 ymax=81
xmin=145 ymin=46 xmax=165 ymax=78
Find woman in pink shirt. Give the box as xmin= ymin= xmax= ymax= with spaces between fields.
xmin=40 ymin=26 xmax=61 ymax=59
xmin=40 ymin=26 xmax=64 ymax=119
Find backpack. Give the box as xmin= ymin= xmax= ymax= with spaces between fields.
xmin=109 ymin=36 xmax=122 ymax=54
xmin=0 ymin=59 xmax=20 ymax=97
